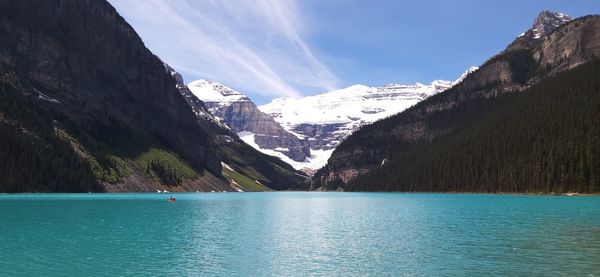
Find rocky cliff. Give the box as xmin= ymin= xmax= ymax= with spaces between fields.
xmin=507 ymin=11 xmax=572 ymax=51
xmin=0 ymin=0 xmax=308 ymax=192
xmin=188 ymin=80 xmax=310 ymax=164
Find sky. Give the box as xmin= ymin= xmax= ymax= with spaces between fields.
xmin=108 ymin=0 xmax=598 ymax=104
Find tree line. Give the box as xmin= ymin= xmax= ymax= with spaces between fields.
xmin=344 ymin=59 xmax=600 ymax=193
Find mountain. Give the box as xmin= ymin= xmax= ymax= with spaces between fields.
xmin=312 ymin=12 xmax=600 ymax=193
xmin=164 ymin=65 xmax=222 ymax=127
xmin=0 ymin=0 xmax=308 ymax=192
xmin=167 ymin=67 xmax=310 ymax=191
xmin=508 ymin=11 xmax=572 ymax=51
xmin=259 ymin=67 xmax=477 ymax=171
xmin=188 ymin=80 xmax=311 ymax=164
xmin=189 ymin=69 xmax=475 ymax=173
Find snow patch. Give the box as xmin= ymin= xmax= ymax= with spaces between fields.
xmin=188 ymin=79 xmax=249 ymax=105
xmin=34 ymin=88 xmax=61 ymax=104
xmin=221 ymin=162 xmax=235 ymax=172
xmin=259 ymin=67 xmax=476 ymax=128
xmin=255 ymin=66 xmax=477 ymax=171
xmin=237 ymin=131 xmax=334 ymax=170
xmin=230 ymin=180 xmax=244 ymax=192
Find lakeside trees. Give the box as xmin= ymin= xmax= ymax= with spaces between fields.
xmin=345 ymin=59 xmax=600 ymax=193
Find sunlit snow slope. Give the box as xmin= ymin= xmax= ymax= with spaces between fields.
xmin=258 ymin=67 xmax=477 ymax=170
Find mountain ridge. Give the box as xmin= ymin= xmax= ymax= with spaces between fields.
xmin=188 ymin=67 xmax=476 ymax=172
xmin=259 ymin=66 xmax=477 ymax=170
xmin=188 ymin=79 xmax=312 ymax=164
xmin=0 ymin=0 xmax=308 ymax=192
xmin=312 ymin=12 xmax=600 ymax=192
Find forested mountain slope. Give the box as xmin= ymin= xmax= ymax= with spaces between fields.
xmin=325 ymin=59 xmax=600 ymax=192
xmin=312 ymin=13 xmax=600 ymax=192
xmin=0 ymin=0 xmax=307 ymax=192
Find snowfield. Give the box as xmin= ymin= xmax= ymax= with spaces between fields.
xmin=189 ymin=67 xmax=478 ymax=172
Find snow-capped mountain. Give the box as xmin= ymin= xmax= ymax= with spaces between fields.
xmin=510 ymin=11 xmax=572 ymax=51
xmin=530 ymin=11 xmax=571 ymax=39
xmin=186 ymin=67 xmax=476 ymax=172
xmin=258 ymin=66 xmax=478 ymax=171
xmin=188 ymin=80 xmax=250 ymax=110
xmin=188 ymin=80 xmax=311 ymax=163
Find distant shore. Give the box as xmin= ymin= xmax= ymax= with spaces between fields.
xmin=1 ymin=191 xmax=599 ymax=196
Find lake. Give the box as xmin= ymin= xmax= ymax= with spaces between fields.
xmin=0 ymin=192 xmax=598 ymax=276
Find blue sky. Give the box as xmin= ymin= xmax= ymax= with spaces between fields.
xmin=109 ymin=0 xmax=598 ymax=104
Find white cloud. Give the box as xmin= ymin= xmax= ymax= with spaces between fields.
xmin=108 ymin=0 xmax=338 ymax=98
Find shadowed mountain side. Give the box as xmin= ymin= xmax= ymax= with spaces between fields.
xmin=0 ymin=0 xmax=308 ymax=192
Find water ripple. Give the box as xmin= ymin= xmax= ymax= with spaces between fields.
xmin=0 ymin=193 xmax=598 ymax=276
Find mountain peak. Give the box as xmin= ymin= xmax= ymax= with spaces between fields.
xmin=531 ymin=11 xmax=572 ymax=39
xmin=509 ymin=11 xmax=572 ymax=52
xmin=188 ymin=79 xmax=249 ymax=103
xmin=453 ymin=66 xmax=479 ymax=85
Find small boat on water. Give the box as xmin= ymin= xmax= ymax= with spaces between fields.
xmin=168 ymin=196 xmax=176 ymax=202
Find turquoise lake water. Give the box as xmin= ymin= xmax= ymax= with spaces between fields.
xmin=0 ymin=192 xmax=598 ymax=276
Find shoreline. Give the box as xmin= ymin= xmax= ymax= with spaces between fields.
xmin=0 ymin=191 xmax=598 ymax=196
xmin=327 ymin=191 xmax=600 ymax=196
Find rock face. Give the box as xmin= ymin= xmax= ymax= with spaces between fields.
xmin=508 ymin=11 xmax=572 ymax=51
xmin=259 ymin=68 xmax=477 ymax=170
xmin=533 ymin=15 xmax=600 ymax=74
xmin=531 ymin=11 xmax=572 ymax=38
xmin=0 ymin=0 xmax=308 ymax=192
xmin=164 ymin=65 xmax=226 ymax=127
xmin=188 ymin=80 xmax=310 ymax=163
xmin=187 ymin=70 xmax=476 ymax=173
xmin=172 ymin=73 xmax=310 ymax=191
xmin=0 ymin=0 xmax=220 ymax=175
xmin=312 ymin=12 xmax=600 ymax=191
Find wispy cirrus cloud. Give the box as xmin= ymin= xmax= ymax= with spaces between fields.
xmin=108 ymin=0 xmax=338 ymax=99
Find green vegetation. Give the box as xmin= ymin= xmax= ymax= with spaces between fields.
xmin=222 ymin=167 xmax=271 ymax=192
xmin=0 ymin=0 xmax=310 ymax=192
xmin=135 ymin=148 xmax=198 ymax=186
xmin=0 ymin=71 xmax=200 ymax=191
xmin=55 ymin=128 xmax=131 ymax=183
xmin=341 ymin=59 xmax=600 ymax=193
xmin=0 ymin=75 xmax=100 ymax=192
xmin=216 ymin=139 xmax=308 ymax=190
xmin=0 ymin=67 xmax=306 ymax=192
xmin=93 ymin=155 xmax=130 ymax=183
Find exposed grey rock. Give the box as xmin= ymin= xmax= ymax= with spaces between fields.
xmin=507 ymin=11 xmax=572 ymax=51
xmin=188 ymin=80 xmax=311 ymax=162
